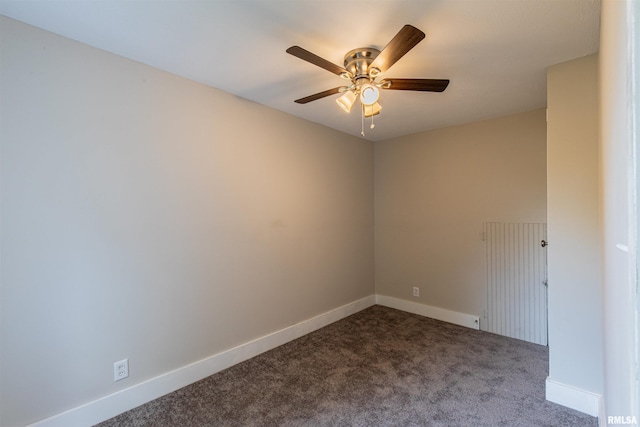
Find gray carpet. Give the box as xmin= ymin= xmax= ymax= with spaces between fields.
xmin=97 ymin=305 xmax=597 ymax=426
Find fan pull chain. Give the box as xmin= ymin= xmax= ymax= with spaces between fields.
xmin=370 ymin=112 xmax=375 ymax=130
xmin=361 ymin=104 xmax=365 ymax=137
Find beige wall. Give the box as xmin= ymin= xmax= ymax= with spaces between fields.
xmin=546 ymin=54 xmax=603 ymax=396
xmin=0 ymin=17 xmax=374 ymax=426
xmin=374 ymin=110 xmax=547 ymax=319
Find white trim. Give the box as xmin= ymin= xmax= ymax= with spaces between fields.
xmin=375 ymin=295 xmax=480 ymax=330
xmin=28 ymin=295 xmax=376 ymax=427
xmin=545 ymin=377 xmax=602 ymax=417
xmin=599 ymin=398 xmax=607 ymax=427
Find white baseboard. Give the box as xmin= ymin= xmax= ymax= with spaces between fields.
xmin=29 ymin=295 xmax=376 ymax=427
xmin=545 ymin=377 xmax=602 ymax=417
xmin=375 ymin=295 xmax=480 ymax=330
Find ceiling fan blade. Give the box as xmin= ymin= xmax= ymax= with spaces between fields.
xmin=294 ymin=87 xmax=346 ymax=104
xmin=286 ymin=46 xmax=348 ymax=76
xmin=370 ymin=25 xmax=426 ymax=73
xmin=380 ymin=78 xmax=450 ymax=92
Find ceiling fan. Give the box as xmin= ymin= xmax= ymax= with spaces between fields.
xmin=286 ymin=24 xmax=450 ymax=135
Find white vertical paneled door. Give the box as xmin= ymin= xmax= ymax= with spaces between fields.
xmin=484 ymin=222 xmax=548 ymax=345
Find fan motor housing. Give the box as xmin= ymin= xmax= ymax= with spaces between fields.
xmin=343 ymin=47 xmax=380 ymax=82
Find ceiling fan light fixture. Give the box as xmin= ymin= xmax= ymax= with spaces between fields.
xmin=359 ymin=84 xmax=379 ymax=105
xmin=363 ymin=101 xmax=382 ymax=117
xmin=336 ymin=90 xmax=356 ymax=113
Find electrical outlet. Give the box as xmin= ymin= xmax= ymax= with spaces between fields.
xmin=413 ymin=286 xmax=420 ymax=297
xmin=114 ymin=359 xmax=129 ymax=382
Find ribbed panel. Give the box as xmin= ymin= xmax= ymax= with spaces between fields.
xmin=484 ymin=222 xmax=548 ymax=345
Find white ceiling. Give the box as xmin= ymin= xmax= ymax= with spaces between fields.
xmin=0 ymin=0 xmax=600 ymax=141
